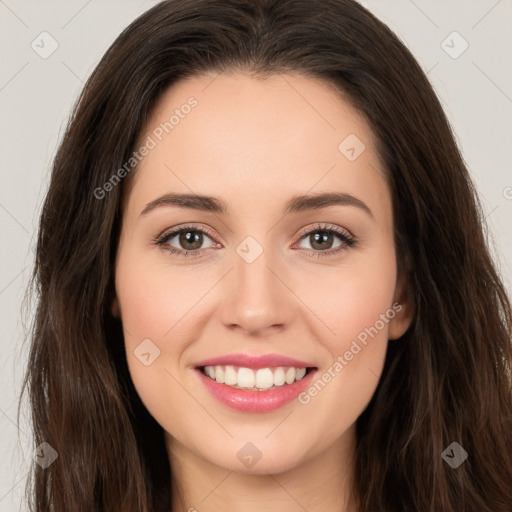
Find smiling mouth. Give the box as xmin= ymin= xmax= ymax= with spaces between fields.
xmin=197 ymin=365 xmax=316 ymax=391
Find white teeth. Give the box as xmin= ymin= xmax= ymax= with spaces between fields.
xmin=296 ymin=368 xmax=306 ymax=380
xmin=202 ymin=365 xmax=310 ymax=390
xmin=237 ymin=367 xmax=255 ymax=388
xmin=273 ymin=367 xmax=286 ymax=386
xmin=285 ymin=367 xmax=296 ymax=385
xmin=215 ymin=366 xmax=225 ymax=384
xmin=255 ymin=368 xmax=274 ymax=390
xmin=224 ymin=365 xmax=237 ymax=386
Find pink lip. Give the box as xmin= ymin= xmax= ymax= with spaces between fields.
xmin=195 ymin=368 xmax=318 ymax=413
xmin=194 ymin=352 xmax=315 ymax=370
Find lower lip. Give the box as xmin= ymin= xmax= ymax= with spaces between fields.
xmin=195 ymin=368 xmax=317 ymax=413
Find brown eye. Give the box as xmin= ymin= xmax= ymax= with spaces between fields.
xmin=157 ymin=226 xmax=216 ymax=256
xmin=307 ymin=231 xmax=337 ymax=251
xmin=296 ymin=225 xmax=355 ymax=256
xmin=176 ymin=230 xmax=204 ymax=250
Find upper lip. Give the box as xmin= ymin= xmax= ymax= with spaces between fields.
xmin=194 ymin=353 xmax=316 ymax=370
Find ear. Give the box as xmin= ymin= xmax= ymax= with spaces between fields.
xmin=111 ymin=296 xmax=121 ymax=318
xmin=388 ymin=270 xmax=414 ymax=340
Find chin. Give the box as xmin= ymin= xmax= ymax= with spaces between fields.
xmin=203 ymin=438 xmax=310 ymax=476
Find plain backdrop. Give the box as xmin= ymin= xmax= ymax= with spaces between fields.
xmin=1 ymin=1 xmax=511 ymax=510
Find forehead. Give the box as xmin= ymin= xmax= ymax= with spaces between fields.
xmin=125 ymin=71 xmax=390 ymax=223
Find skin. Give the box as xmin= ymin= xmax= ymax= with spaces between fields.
xmin=113 ymin=71 xmax=413 ymax=512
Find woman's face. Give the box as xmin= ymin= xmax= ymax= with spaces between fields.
xmin=114 ymin=71 xmax=412 ymax=475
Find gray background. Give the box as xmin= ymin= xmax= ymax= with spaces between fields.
xmin=1 ymin=0 xmax=511 ymax=510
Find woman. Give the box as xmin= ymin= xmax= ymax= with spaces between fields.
xmin=20 ymin=0 xmax=512 ymax=510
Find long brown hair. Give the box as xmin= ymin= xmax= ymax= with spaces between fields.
xmin=20 ymin=0 xmax=512 ymax=510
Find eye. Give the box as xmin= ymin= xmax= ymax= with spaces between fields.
xmin=294 ymin=224 xmax=356 ymax=258
xmin=155 ymin=225 xmax=217 ymax=258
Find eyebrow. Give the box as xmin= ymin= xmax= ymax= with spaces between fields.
xmin=140 ymin=191 xmax=373 ymax=218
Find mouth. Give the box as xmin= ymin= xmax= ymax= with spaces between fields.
xmin=197 ymin=365 xmax=316 ymax=391
xmin=193 ymin=353 xmax=318 ymax=412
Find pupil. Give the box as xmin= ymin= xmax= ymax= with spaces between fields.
xmin=312 ymin=232 xmax=332 ymax=250
xmin=181 ymin=230 xmax=202 ymax=249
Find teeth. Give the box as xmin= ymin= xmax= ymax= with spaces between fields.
xmin=215 ymin=366 xmax=225 ymax=384
xmin=202 ymin=365 xmax=310 ymax=390
xmin=296 ymin=368 xmax=306 ymax=380
xmin=224 ymin=365 xmax=237 ymax=386
xmin=237 ymin=367 xmax=255 ymax=388
xmin=285 ymin=367 xmax=296 ymax=385
xmin=255 ymin=368 xmax=274 ymax=390
xmin=273 ymin=367 xmax=286 ymax=386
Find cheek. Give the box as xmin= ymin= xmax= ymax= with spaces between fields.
xmin=115 ymin=251 xmax=204 ymax=341
xmin=114 ymin=248 xmax=198 ymax=422
xmin=293 ymin=245 xmax=397 ymax=426
xmin=301 ymin=243 xmax=397 ymax=352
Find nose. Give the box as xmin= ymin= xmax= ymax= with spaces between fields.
xmin=219 ymin=245 xmax=297 ymax=336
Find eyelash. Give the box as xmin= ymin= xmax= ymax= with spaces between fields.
xmin=154 ymin=223 xmax=357 ymax=259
